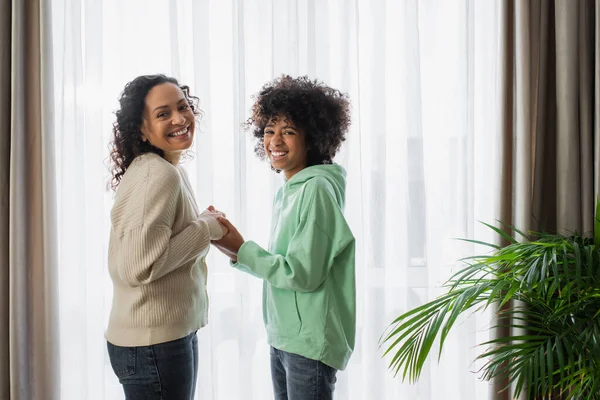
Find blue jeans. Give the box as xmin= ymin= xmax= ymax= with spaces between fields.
xmin=270 ymin=346 xmax=338 ymax=400
xmin=107 ymin=332 xmax=198 ymax=400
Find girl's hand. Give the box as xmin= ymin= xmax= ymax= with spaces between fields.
xmin=211 ymin=217 xmax=245 ymax=262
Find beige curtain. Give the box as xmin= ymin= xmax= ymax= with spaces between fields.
xmin=0 ymin=1 xmax=11 ymax=399
xmin=495 ymin=0 xmax=600 ymax=399
xmin=0 ymin=0 xmax=59 ymax=399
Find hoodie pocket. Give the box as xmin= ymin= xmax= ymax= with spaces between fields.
xmin=266 ymin=285 xmax=302 ymax=336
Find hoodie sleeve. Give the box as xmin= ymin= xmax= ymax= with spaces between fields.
xmin=233 ymin=179 xmax=355 ymax=292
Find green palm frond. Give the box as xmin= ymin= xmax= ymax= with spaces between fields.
xmin=380 ymin=208 xmax=600 ymax=399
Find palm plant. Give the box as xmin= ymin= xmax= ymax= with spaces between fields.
xmin=380 ymin=202 xmax=600 ymax=399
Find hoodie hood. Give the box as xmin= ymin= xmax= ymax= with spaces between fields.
xmin=285 ymin=164 xmax=347 ymax=207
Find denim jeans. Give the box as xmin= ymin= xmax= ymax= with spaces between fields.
xmin=107 ymin=332 xmax=198 ymax=400
xmin=270 ymin=346 xmax=338 ymax=400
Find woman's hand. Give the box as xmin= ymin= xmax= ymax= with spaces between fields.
xmin=203 ymin=205 xmax=228 ymax=236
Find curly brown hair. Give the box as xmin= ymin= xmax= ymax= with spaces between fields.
xmin=108 ymin=74 xmax=201 ymax=190
xmin=245 ymin=75 xmax=351 ymax=170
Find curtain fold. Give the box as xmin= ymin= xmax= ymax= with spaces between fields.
xmin=0 ymin=0 xmax=12 ymax=398
xmin=497 ymin=1 xmax=599 ymax=398
xmin=500 ymin=0 xmax=599 ymax=236
xmin=0 ymin=0 xmax=58 ymax=399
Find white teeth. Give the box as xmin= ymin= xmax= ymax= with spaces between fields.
xmin=169 ymin=127 xmax=189 ymax=137
xmin=271 ymin=151 xmax=288 ymax=157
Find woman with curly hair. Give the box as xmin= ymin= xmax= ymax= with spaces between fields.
xmin=213 ymin=75 xmax=356 ymax=399
xmin=105 ymin=74 xmax=225 ymax=400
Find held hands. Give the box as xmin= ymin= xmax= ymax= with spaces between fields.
xmin=202 ymin=206 xmax=229 ymax=237
xmin=207 ymin=206 xmax=245 ymax=263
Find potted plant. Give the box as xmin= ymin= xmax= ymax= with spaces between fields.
xmin=380 ymin=203 xmax=600 ymax=399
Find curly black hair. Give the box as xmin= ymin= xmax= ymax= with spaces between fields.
xmin=108 ymin=74 xmax=201 ymax=190
xmin=245 ymin=75 xmax=351 ymax=170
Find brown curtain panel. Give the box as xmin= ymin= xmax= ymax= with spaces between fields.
xmin=494 ymin=0 xmax=600 ymax=399
xmin=0 ymin=0 xmax=12 ymax=397
xmin=0 ymin=0 xmax=59 ymax=399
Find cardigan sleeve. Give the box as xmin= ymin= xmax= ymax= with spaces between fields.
xmin=113 ymin=158 xmax=219 ymax=287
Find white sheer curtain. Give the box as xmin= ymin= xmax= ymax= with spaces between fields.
xmin=50 ymin=0 xmax=503 ymax=399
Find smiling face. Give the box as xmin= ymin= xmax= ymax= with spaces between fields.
xmin=263 ymin=115 xmax=308 ymax=180
xmin=140 ymin=82 xmax=196 ymax=165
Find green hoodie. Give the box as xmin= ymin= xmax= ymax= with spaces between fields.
xmin=234 ymin=164 xmax=356 ymax=370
